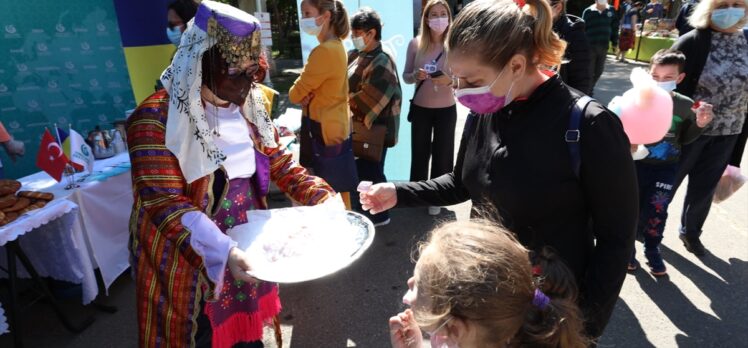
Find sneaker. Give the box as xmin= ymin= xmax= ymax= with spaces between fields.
xmin=627 ymin=258 xmax=640 ymax=272
xmin=644 ymin=249 xmax=667 ymax=277
xmin=373 ymin=218 xmax=391 ymax=227
xmin=679 ymin=234 xmax=706 ymax=256
xmin=428 ymin=206 xmax=441 ymax=216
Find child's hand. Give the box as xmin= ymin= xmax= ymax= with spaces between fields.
xmin=389 ymin=309 xmax=422 ymax=348
xmin=694 ymin=102 xmax=714 ymax=128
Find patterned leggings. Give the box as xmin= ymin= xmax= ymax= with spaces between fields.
xmin=635 ymin=162 xmax=678 ymax=251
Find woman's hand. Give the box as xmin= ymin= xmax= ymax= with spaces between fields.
xmin=431 ymin=74 xmax=452 ymax=87
xmin=389 ymin=309 xmax=422 ymax=348
xmin=414 ymin=69 xmax=429 ymax=81
xmin=300 ymin=93 xmax=315 ymax=107
xmin=228 ymin=247 xmax=257 ymax=283
xmin=695 ymin=102 xmax=714 ymax=128
xmin=360 ymin=182 xmax=397 ymax=214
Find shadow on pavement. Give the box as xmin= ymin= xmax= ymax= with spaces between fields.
xmin=626 ymin=244 xmax=748 ymax=347
xmin=597 ymin=298 xmax=655 ymax=348
xmin=277 ymin=208 xmax=456 ymax=347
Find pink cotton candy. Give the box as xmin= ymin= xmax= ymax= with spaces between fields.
xmin=609 ymin=68 xmax=673 ymax=144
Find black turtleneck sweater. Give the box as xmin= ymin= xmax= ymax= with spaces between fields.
xmin=395 ymin=75 xmax=638 ymax=338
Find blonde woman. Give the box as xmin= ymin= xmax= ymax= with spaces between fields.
xmin=402 ymin=0 xmax=456 ymax=216
xmin=291 ymin=0 xmax=356 ymax=208
xmin=362 ymin=0 xmax=638 ymax=339
xmin=670 ymin=0 xmax=747 ymax=256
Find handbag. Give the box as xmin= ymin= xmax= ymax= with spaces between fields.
xmin=300 ymin=114 xmax=359 ymax=192
xmin=352 ymin=120 xmax=386 ymax=162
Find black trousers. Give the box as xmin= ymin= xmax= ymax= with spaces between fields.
xmin=590 ymin=45 xmax=609 ymax=94
xmin=729 ymin=118 xmax=748 ymax=167
xmin=409 ymin=104 xmax=457 ymax=182
xmin=673 ymin=134 xmax=739 ymax=238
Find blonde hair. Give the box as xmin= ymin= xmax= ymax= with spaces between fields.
xmin=448 ymin=0 xmax=566 ymax=70
xmin=412 ymin=220 xmax=588 ymax=347
xmin=415 ymin=0 xmax=453 ymax=65
xmin=689 ymin=0 xmax=748 ymax=29
xmin=307 ymin=0 xmax=350 ymax=39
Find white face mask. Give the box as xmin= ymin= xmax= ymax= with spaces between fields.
xmin=428 ymin=17 xmax=449 ymax=35
xmin=352 ymin=36 xmax=366 ymax=50
xmin=657 ymin=80 xmax=677 ymax=92
xmin=300 ymin=16 xmax=322 ymax=36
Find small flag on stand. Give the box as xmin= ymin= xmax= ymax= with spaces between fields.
xmin=63 ymin=127 xmax=95 ymax=174
xmin=36 ymin=128 xmax=70 ymax=182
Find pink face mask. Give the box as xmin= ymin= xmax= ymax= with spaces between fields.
xmin=428 ymin=17 xmax=449 ymax=35
xmin=454 ymin=69 xmax=514 ymax=114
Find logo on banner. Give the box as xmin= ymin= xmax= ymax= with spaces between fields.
xmin=57 ymin=117 xmax=68 ymax=124
xmin=89 ymin=79 xmax=99 ymax=87
xmin=98 ymin=114 xmax=107 ymax=122
xmin=113 ymin=95 xmax=123 ymax=104
xmin=36 ymin=43 xmax=48 ymax=52
xmin=81 ymin=144 xmax=90 ymax=157
xmin=5 ymin=25 xmax=16 ymax=34
xmin=56 ymin=23 xmax=66 ymax=33
xmin=9 ymin=121 xmax=20 ymax=129
xmin=96 ymin=23 xmax=106 ymax=32
xmin=16 ymin=64 xmax=28 ymax=72
xmin=105 ymin=60 xmax=114 ymax=69
xmin=81 ymin=42 xmax=90 ymax=51
xmin=0 ymin=84 xmax=7 ymax=93
xmin=48 ymin=80 xmax=58 ymax=89
xmin=74 ymin=97 xmax=84 ymax=105
xmin=65 ymin=61 xmax=75 ymax=70
xmin=27 ymin=100 xmax=39 ymax=109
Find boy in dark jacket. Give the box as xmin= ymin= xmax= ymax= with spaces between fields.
xmin=628 ymin=49 xmax=713 ymax=276
xmin=550 ymin=0 xmax=593 ymax=95
xmin=582 ymin=0 xmax=619 ymax=95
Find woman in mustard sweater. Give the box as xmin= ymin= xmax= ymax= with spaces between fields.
xmin=291 ymin=0 xmax=355 ymax=208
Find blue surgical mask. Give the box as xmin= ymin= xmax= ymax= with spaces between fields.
xmin=711 ymin=7 xmax=745 ymax=30
xmin=657 ymin=80 xmax=677 ymax=92
xmin=300 ymin=16 xmax=322 ymax=36
xmin=352 ymin=36 xmax=366 ymax=51
xmin=166 ymin=26 xmax=182 ymax=46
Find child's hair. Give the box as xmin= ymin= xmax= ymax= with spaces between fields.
xmin=306 ymin=0 xmax=350 ymax=39
xmin=412 ymin=220 xmax=588 ymax=347
xmin=650 ymin=49 xmax=687 ymax=73
xmin=448 ymin=0 xmax=567 ymax=70
xmin=415 ymin=0 xmax=453 ymax=65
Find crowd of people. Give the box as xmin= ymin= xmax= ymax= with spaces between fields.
xmin=115 ymin=0 xmax=746 ymax=346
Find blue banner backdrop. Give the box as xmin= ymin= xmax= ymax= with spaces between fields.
xmin=0 ymin=0 xmax=136 ymax=179
xmin=297 ymin=0 xmax=415 ymax=181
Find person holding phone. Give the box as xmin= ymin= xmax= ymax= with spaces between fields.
xmin=402 ymin=0 xmax=457 ymax=216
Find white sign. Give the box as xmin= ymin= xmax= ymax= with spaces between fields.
xmin=255 ymin=12 xmax=272 ymax=46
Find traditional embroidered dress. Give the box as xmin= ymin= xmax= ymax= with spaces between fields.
xmin=128 ymin=87 xmax=332 ymax=348
xmin=126 ymin=2 xmax=334 ymax=347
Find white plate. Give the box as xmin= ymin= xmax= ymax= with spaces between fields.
xmin=227 ymin=207 xmax=375 ymax=283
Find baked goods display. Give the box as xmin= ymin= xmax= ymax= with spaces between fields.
xmin=0 ymin=180 xmax=55 ymax=226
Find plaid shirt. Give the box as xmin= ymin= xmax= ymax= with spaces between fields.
xmin=347 ymin=43 xmax=402 ymax=129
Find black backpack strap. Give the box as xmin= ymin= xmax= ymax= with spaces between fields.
xmin=567 ymin=96 xmax=593 ymax=178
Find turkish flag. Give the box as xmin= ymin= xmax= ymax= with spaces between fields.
xmin=36 ymin=129 xmax=70 ymax=182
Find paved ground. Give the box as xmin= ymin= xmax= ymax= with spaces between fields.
xmin=1 ymin=57 xmax=746 ymax=347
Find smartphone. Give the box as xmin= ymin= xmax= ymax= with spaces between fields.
xmin=429 ymin=70 xmax=444 ymax=78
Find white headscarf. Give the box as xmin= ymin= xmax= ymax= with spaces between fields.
xmin=160 ymin=0 xmax=277 ymax=184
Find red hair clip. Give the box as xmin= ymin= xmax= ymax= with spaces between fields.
xmin=515 ymin=0 xmax=526 ymax=7
xmin=532 ymin=265 xmax=543 ymax=276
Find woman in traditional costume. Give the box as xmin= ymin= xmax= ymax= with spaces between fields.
xmin=126 ymin=2 xmax=335 ymax=347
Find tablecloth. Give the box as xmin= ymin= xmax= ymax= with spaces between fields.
xmin=6 ymin=153 xmax=134 ymax=297
xmin=611 ymin=35 xmax=677 ymax=62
